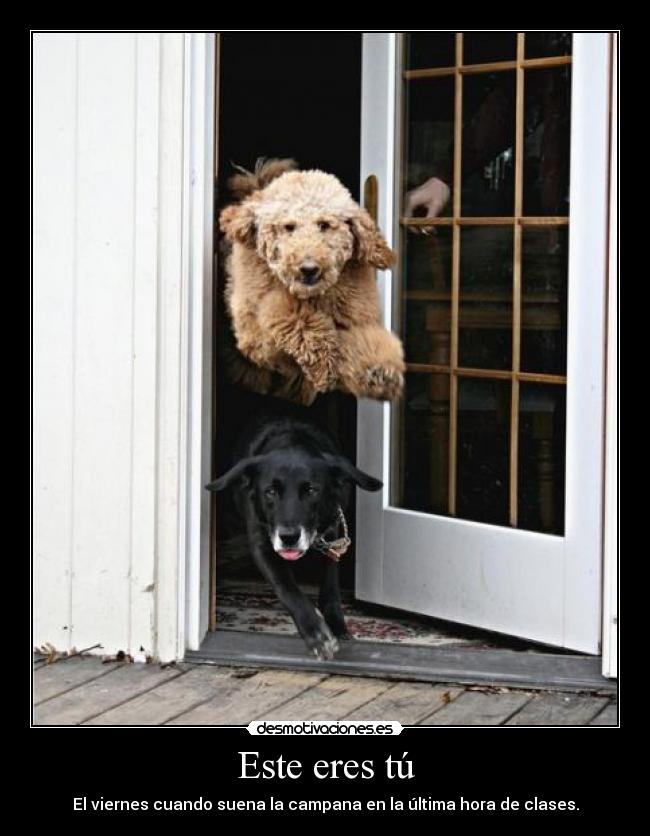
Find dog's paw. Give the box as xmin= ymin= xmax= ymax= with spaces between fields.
xmin=311 ymin=634 xmax=339 ymax=661
xmin=302 ymin=617 xmax=339 ymax=661
xmin=362 ymin=365 xmax=404 ymax=401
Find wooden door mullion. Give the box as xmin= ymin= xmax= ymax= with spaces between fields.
xmin=448 ymin=32 xmax=463 ymax=517
xmin=509 ymin=32 xmax=526 ymax=528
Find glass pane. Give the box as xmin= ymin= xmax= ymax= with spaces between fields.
xmin=463 ymin=32 xmax=517 ymax=65
xmin=521 ymin=227 xmax=568 ymax=375
xmin=403 ymin=77 xmax=455 ymax=218
xmin=405 ymin=33 xmax=456 ymax=70
xmin=400 ymin=227 xmax=453 ymax=365
xmin=394 ymin=372 xmax=450 ymax=514
xmin=459 ymin=226 xmax=513 ymax=370
xmin=457 ymin=378 xmax=510 ymax=525
xmin=525 ymin=32 xmax=572 ymax=59
xmin=394 ymin=31 xmax=573 ymax=534
xmin=518 ymin=383 xmax=566 ymax=534
xmin=462 ymin=72 xmax=516 ymax=216
xmin=523 ymin=66 xmax=572 ymax=216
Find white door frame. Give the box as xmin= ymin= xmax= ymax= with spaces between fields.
xmin=356 ymin=33 xmax=612 ymax=654
xmin=179 ymin=32 xmax=216 ymax=654
xmin=563 ymin=32 xmax=611 ymax=652
xmin=602 ymin=33 xmax=618 ymax=678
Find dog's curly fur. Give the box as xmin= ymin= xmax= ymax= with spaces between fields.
xmin=219 ymin=159 xmax=405 ymax=405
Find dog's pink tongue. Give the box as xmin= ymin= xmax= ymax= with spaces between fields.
xmin=279 ymin=549 xmax=302 ymax=561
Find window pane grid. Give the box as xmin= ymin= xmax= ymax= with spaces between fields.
xmin=395 ymin=32 xmax=571 ymax=533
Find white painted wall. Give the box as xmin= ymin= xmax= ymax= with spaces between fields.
xmin=33 ymin=32 xmax=214 ymax=662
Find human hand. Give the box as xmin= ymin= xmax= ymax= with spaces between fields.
xmin=405 ymin=177 xmax=450 ymax=234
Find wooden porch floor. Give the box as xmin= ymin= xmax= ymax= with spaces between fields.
xmin=33 ymin=656 xmax=618 ymax=726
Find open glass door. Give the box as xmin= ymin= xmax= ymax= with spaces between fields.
xmin=356 ymin=32 xmax=611 ymax=653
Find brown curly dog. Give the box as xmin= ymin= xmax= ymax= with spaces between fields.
xmin=219 ymin=159 xmax=405 ymax=406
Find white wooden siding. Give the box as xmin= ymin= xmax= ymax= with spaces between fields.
xmin=33 ymin=33 xmax=206 ymax=662
xmin=34 ymin=33 xmax=79 ymax=654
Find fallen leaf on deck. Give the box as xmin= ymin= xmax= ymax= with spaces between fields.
xmin=34 ymin=643 xmax=60 ymax=664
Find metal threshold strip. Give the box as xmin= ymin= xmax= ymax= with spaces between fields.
xmin=186 ymin=631 xmax=615 ymax=694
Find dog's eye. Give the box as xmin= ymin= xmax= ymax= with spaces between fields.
xmin=283 ymin=223 xmax=296 ymax=233
xmin=305 ymin=485 xmax=319 ymax=496
xmin=264 ymin=486 xmax=277 ymax=498
xmin=318 ymin=221 xmax=331 ymax=232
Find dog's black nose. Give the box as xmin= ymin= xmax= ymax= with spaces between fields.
xmin=300 ymin=265 xmax=321 ymax=285
xmin=279 ymin=529 xmax=301 ymax=546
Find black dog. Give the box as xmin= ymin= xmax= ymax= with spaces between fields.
xmin=206 ymin=417 xmax=382 ymax=659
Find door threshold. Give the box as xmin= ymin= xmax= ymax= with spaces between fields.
xmin=186 ymin=631 xmax=615 ymax=694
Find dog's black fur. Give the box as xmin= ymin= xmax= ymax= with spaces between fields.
xmin=206 ymin=416 xmax=382 ymax=659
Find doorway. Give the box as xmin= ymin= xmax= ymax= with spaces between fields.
xmin=212 ymin=31 xmax=361 ymax=624
xmin=211 ymin=31 xmax=531 ymax=654
xmin=200 ymin=32 xmax=612 ymax=687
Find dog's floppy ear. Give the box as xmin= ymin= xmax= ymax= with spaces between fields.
xmin=347 ymin=208 xmax=396 ymax=269
xmin=205 ymin=455 xmax=265 ymax=492
xmin=219 ymin=200 xmax=258 ymax=247
xmin=323 ymin=453 xmax=383 ymax=492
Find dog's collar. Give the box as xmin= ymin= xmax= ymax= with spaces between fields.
xmin=311 ymin=506 xmax=351 ymax=562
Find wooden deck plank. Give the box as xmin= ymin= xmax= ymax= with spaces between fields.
xmin=344 ymin=682 xmax=463 ymax=724
xmin=589 ymin=703 xmax=618 ymax=726
xmin=165 ymin=668 xmax=328 ymax=725
xmin=31 ymin=656 xmax=619 ymax=727
xmin=420 ymin=690 xmax=532 ymax=725
xmin=34 ymin=657 xmax=120 ymax=704
xmin=260 ymin=674 xmax=393 ymax=721
xmin=33 ymin=663 xmax=185 ymax=725
xmin=83 ymin=665 xmax=239 ymax=725
xmin=506 ymin=693 xmax=609 ymax=725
